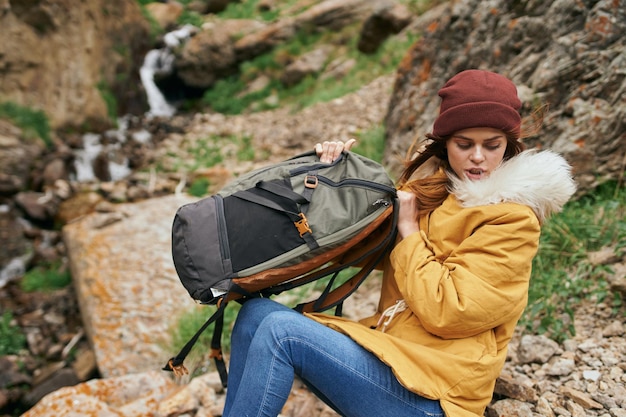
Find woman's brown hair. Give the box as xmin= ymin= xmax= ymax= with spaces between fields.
xmin=397 ymin=105 xmax=546 ymax=214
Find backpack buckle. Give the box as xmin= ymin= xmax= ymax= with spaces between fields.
xmin=304 ymin=175 xmax=318 ymax=188
xmin=295 ymin=213 xmax=313 ymax=237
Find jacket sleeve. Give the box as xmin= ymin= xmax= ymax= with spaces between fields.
xmin=390 ymin=206 xmax=541 ymax=339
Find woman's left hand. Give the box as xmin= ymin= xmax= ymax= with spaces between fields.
xmin=315 ymin=139 xmax=356 ymax=163
xmin=396 ymin=190 xmax=420 ymax=239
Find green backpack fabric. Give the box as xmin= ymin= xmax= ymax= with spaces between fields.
xmin=164 ymin=150 xmax=398 ymax=385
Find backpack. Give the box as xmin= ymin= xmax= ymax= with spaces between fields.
xmin=163 ymin=150 xmax=398 ymax=385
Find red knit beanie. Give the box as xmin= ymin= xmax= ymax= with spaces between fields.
xmin=432 ymin=70 xmax=522 ymax=138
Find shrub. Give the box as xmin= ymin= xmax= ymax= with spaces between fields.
xmin=0 ymin=101 xmax=52 ymax=147
xmin=20 ymin=263 xmax=72 ymax=293
xmin=0 ymin=311 xmax=26 ymax=355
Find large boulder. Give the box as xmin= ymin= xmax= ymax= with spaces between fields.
xmin=383 ymin=0 xmax=626 ymax=194
xmin=62 ymin=194 xmax=197 ymax=377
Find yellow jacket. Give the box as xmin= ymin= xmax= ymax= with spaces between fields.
xmin=310 ymin=150 xmax=576 ymax=416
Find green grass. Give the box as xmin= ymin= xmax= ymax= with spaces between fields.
xmin=217 ymin=0 xmax=295 ymax=21
xmin=177 ymin=9 xmax=204 ymax=27
xmin=169 ymin=133 xmax=261 ymax=196
xmin=181 ymin=134 xmax=258 ymax=171
xmin=188 ymin=177 xmax=211 ymax=197
xmin=352 ymin=124 xmax=386 ymax=163
xmin=184 ymin=136 xmax=224 ymax=171
xmin=0 ymin=101 xmax=52 ymax=147
xmin=20 ymin=262 xmax=72 ymax=293
xmin=0 ymin=311 xmax=26 ymax=356
xmin=97 ymin=81 xmax=118 ymax=121
xmin=521 ymin=180 xmax=625 ymax=342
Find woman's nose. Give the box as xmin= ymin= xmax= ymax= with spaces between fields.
xmin=470 ymin=147 xmax=485 ymax=162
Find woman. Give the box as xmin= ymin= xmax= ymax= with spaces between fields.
xmin=222 ymin=70 xmax=576 ymax=417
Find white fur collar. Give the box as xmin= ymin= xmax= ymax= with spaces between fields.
xmin=448 ymin=150 xmax=577 ymax=222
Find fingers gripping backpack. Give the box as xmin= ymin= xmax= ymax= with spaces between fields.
xmin=163 ymin=150 xmax=398 ymax=385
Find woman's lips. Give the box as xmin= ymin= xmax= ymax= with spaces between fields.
xmin=465 ymin=168 xmax=486 ymax=180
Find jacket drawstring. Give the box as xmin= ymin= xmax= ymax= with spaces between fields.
xmin=376 ymin=299 xmax=408 ymax=332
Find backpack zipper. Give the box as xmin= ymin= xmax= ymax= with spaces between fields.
xmin=315 ymin=176 xmax=397 ymax=195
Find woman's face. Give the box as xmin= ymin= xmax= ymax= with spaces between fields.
xmin=446 ymin=127 xmax=507 ymax=181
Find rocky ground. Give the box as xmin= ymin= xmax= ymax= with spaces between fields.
xmin=2 ymin=75 xmax=625 ymax=416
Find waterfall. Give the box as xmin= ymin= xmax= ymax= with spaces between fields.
xmin=139 ymin=24 xmax=197 ymax=118
xmin=140 ymin=50 xmax=176 ymax=117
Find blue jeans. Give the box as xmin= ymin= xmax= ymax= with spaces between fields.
xmin=222 ymin=298 xmax=444 ymax=417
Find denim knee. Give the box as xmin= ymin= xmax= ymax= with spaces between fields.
xmin=232 ymin=298 xmax=292 ymax=341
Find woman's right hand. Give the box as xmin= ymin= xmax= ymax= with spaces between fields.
xmin=396 ymin=190 xmax=420 ymax=239
xmin=314 ymin=139 xmax=356 ymax=163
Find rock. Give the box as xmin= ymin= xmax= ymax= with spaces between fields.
xmin=583 ymin=369 xmax=602 ymax=382
xmin=175 ymin=21 xmax=239 ymax=89
xmin=486 ymin=398 xmax=534 ymax=417
xmin=281 ymin=378 xmax=339 ymax=417
xmin=55 ymin=191 xmax=104 ymax=225
xmin=610 ymin=408 xmax=626 ymax=417
xmin=357 ymin=0 xmax=414 ymax=53
xmin=22 ymin=371 xmax=177 ymax=417
xmin=145 ymin=1 xmax=184 ymax=30
xmin=0 ymin=356 xmax=32 ymax=391
xmin=588 ymin=247 xmax=621 ymax=266
xmin=203 ymin=0 xmax=237 ymax=14
xmin=494 ymin=372 xmax=537 ymax=402
xmin=321 ymin=57 xmax=357 ymax=80
xmin=607 ymin=263 xmax=626 ymax=298
xmin=72 ymin=348 xmax=98 ymax=381
xmin=560 ymin=386 xmax=604 ymax=410
xmin=156 ymin=373 xmax=222 ymax=417
xmin=62 ymin=194 xmax=197 ymax=377
xmin=22 ymin=368 xmax=80 ymax=408
xmin=281 ymin=46 xmax=332 ymax=87
xmin=602 ymin=320 xmax=624 ymax=337
xmin=546 ymin=355 xmax=576 ymax=377
xmin=41 ymin=158 xmax=71 ymax=189
xmin=518 ymin=334 xmax=560 ymax=364
xmin=535 ymin=396 xmax=556 ymax=417
xmin=14 ymin=191 xmax=58 ymax=224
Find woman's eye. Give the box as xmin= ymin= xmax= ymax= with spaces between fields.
xmin=486 ymin=144 xmax=502 ymax=150
xmin=456 ymin=142 xmax=471 ymax=149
